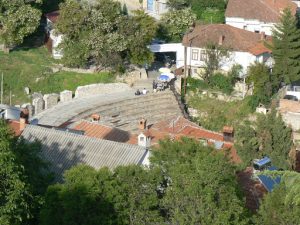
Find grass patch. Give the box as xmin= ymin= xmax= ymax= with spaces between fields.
xmin=188 ymin=96 xmax=253 ymax=132
xmin=33 ymin=71 xmax=114 ymax=94
xmin=0 ymin=46 xmax=115 ymax=104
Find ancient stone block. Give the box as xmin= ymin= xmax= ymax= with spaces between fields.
xmin=60 ymin=90 xmax=72 ymax=102
xmin=32 ymin=97 xmax=44 ymax=115
xmin=43 ymin=93 xmax=59 ymax=109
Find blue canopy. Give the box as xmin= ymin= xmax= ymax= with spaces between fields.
xmin=254 ymin=157 xmax=271 ymax=167
xmin=257 ymin=167 xmax=281 ymax=192
xmin=158 ymin=75 xmax=170 ymax=81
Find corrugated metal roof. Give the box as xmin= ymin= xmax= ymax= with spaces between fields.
xmin=21 ymin=125 xmax=148 ymax=181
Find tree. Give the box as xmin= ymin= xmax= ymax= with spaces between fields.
xmin=203 ymin=43 xmax=229 ymax=82
xmin=247 ymin=62 xmax=273 ymax=105
xmin=159 ymin=8 xmax=196 ymax=42
xmin=271 ymin=7 xmax=300 ymax=87
xmin=235 ymin=111 xmax=292 ymax=169
xmin=255 ymin=171 xmax=300 ymax=225
xmin=40 ymin=164 xmax=163 ymax=225
xmin=126 ymin=10 xmax=157 ymax=65
xmin=151 ymin=138 xmax=250 ymax=224
xmin=0 ymin=120 xmax=52 ymax=224
xmin=0 ymin=0 xmax=42 ymax=48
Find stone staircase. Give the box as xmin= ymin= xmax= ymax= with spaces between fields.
xmin=78 ymin=91 xmax=183 ymax=133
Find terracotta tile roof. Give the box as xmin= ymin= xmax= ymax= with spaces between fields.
xmin=225 ymin=0 xmax=297 ymax=23
xmin=8 ymin=120 xmax=22 ymax=136
xmin=72 ymin=120 xmax=135 ymax=143
xmin=182 ymin=24 xmax=272 ymax=55
xmin=45 ymin=10 xmax=60 ymax=23
xmin=248 ymin=42 xmax=272 ymax=56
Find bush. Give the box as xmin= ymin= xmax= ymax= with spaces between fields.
xmin=209 ymin=73 xmax=233 ymax=94
xmin=186 ymin=77 xmax=209 ymax=91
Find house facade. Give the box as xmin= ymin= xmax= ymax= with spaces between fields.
xmin=177 ymin=24 xmax=272 ymax=77
xmin=225 ymin=0 xmax=297 ymax=35
xmin=45 ymin=11 xmax=63 ymax=59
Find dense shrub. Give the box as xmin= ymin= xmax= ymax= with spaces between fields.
xmin=209 ymin=73 xmax=233 ymax=94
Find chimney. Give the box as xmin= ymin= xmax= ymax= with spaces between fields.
xmin=138 ymin=132 xmax=151 ymax=148
xmin=260 ymin=32 xmax=266 ymax=40
xmin=223 ymin=126 xmax=234 ymax=142
xmin=138 ymin=118 xmax=147 ymax=130
xmin=19 ymin=117 xmax=27 ymax=132
xmin=218 ymin=35 xmax=225 ymax=45
xmin=91 ymin=114 xmax=100 ymax=122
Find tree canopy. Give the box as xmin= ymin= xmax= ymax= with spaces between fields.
xmin=235 ymin=111 xmax=292 ymax=169
xmin=0 ymin=0 xmax=42 ymax=47
xmin=0 ymin=120 xmax=52 ymax=225
xmin=56 ymin=0 xmax=157 ymax=68
xmin=255 ymin=171 xmax=300 ymax=225
xmin=272 ymin=7 xmax=300 ymax=86
xmin=246 ymin=62 xmax=273 ymax=105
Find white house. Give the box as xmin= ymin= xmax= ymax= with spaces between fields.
xmin=45 ymin=11 xmax=63 ymax=59
xmin=177 ymin=24 xmax=272 ymax=77
xmin=225 ymin=0 xmax=297 ymax=35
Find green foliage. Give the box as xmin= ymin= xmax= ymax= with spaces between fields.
xmin=235 ymin=111 xmax=292 ymax=169
xmin=210 ymin=72 xmax=234 ymax=94
xmin=203 ymin=43 xmax=230 ymax=81
xmin=188 ymin=96 xmax=253 ymax=131
xmin=0 ymin=46 xmax=115 ymax=104
xmin=255 ymin=171 xmax=300 ymax=225
xmin=247 ymin=62 xmax=273 ymax=105
xmin=199 ymin=8 xmax=225 ymax=23
xmin=186 ymin=77 xmax=209 ymax=91
xmin=56 ymin=0 xmax=157 ymax=68
xmin=40 ymin=165 xmax=163 ymax=225
xmin=127 ymin=10 xmax=157 ymax=65
xmin=151 ymin=138 xmax=249 ymax=224
xmin=0 ymin=120 xmax=52 ymax=224
xmin=0 ymin=0 xmax=42 ymax=47
xmin=159 ymin=8 xmax=196 ymax=42
xmin=271 ymin=8 xmax=300 ymax=86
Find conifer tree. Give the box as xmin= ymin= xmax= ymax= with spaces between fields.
xmin=272 ymin=8 xmax=300 ymax=87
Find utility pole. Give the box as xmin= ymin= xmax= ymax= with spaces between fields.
xmin=1 ymin=73 xmax=3 ymax=104
xmin=9 ymin=90 xmax=11 ymax=105
xmin=183 ymin=45 xmax=187 ymax=96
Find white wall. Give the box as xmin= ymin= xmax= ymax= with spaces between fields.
xmin=50 ymin=30 xmax=63 ymax=59
xmin=176 ymin=47 xmax=265 ymax=75
xmin=225 ymin=17 xmax=275 ymax=35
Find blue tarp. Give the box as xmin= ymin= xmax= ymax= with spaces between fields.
xmin=257 ymin=174 xmax=281 ymax=192
xmin=254 ymin=156 xmax=271 ymax=167
xmin=158 ymin=75 xmax=170 ymax=81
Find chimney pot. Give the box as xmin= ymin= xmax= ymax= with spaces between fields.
xmin=218 ymin=35 xmax=225 ymax=45
xmin=260 ymin=32 xmax=266 ymax=40
xmin=20 ymin=118 xmax=27 ymax=132
xmin=139 ymin=118 xmax=147 ymax=130
xmin=91 ymin=114 xmax=100 ymax=122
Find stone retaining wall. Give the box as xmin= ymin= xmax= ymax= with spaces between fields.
xmin=74 ymin=83 xmax=132 ymax=98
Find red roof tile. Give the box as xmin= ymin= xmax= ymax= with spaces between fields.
xmin=225 ymin=0 xmax=297 ymax=23
xmin=73 ymin=120 xmax=134 ymax=143
xmin=182 ymin=24 xmax=272 ymax=55
xmin=45 ymin=10 xmax=60 ymax=23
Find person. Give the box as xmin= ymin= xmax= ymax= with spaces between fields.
xmin=135 ymin=89 xmax=141 ymax=95
xmin=142 ymin=88 xmax=148 ymax=95
xmin=152 ymin=80 xmax=156 ymax=90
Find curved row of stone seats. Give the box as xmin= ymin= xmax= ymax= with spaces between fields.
xmin=75 ymin=91 xmax=177 ymax=120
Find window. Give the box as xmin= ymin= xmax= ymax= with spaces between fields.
xmin=140 ymin=137 xmax=145 ymax=142
xmin=200 ymin=50 xmax=206 ymax=61
xmin=191 ymin=49 xmax=199 ymax=60
xmin=255 ymin=30 xmax=259 ymax=33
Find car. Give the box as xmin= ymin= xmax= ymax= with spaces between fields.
xmin=283 ymin=95 xmax=298 ymax=101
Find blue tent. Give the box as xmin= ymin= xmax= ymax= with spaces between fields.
xmin=158 ymin=74 xmax=170 ymax=81
xmin=253 ymin=157 xmax=271 ymax=169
